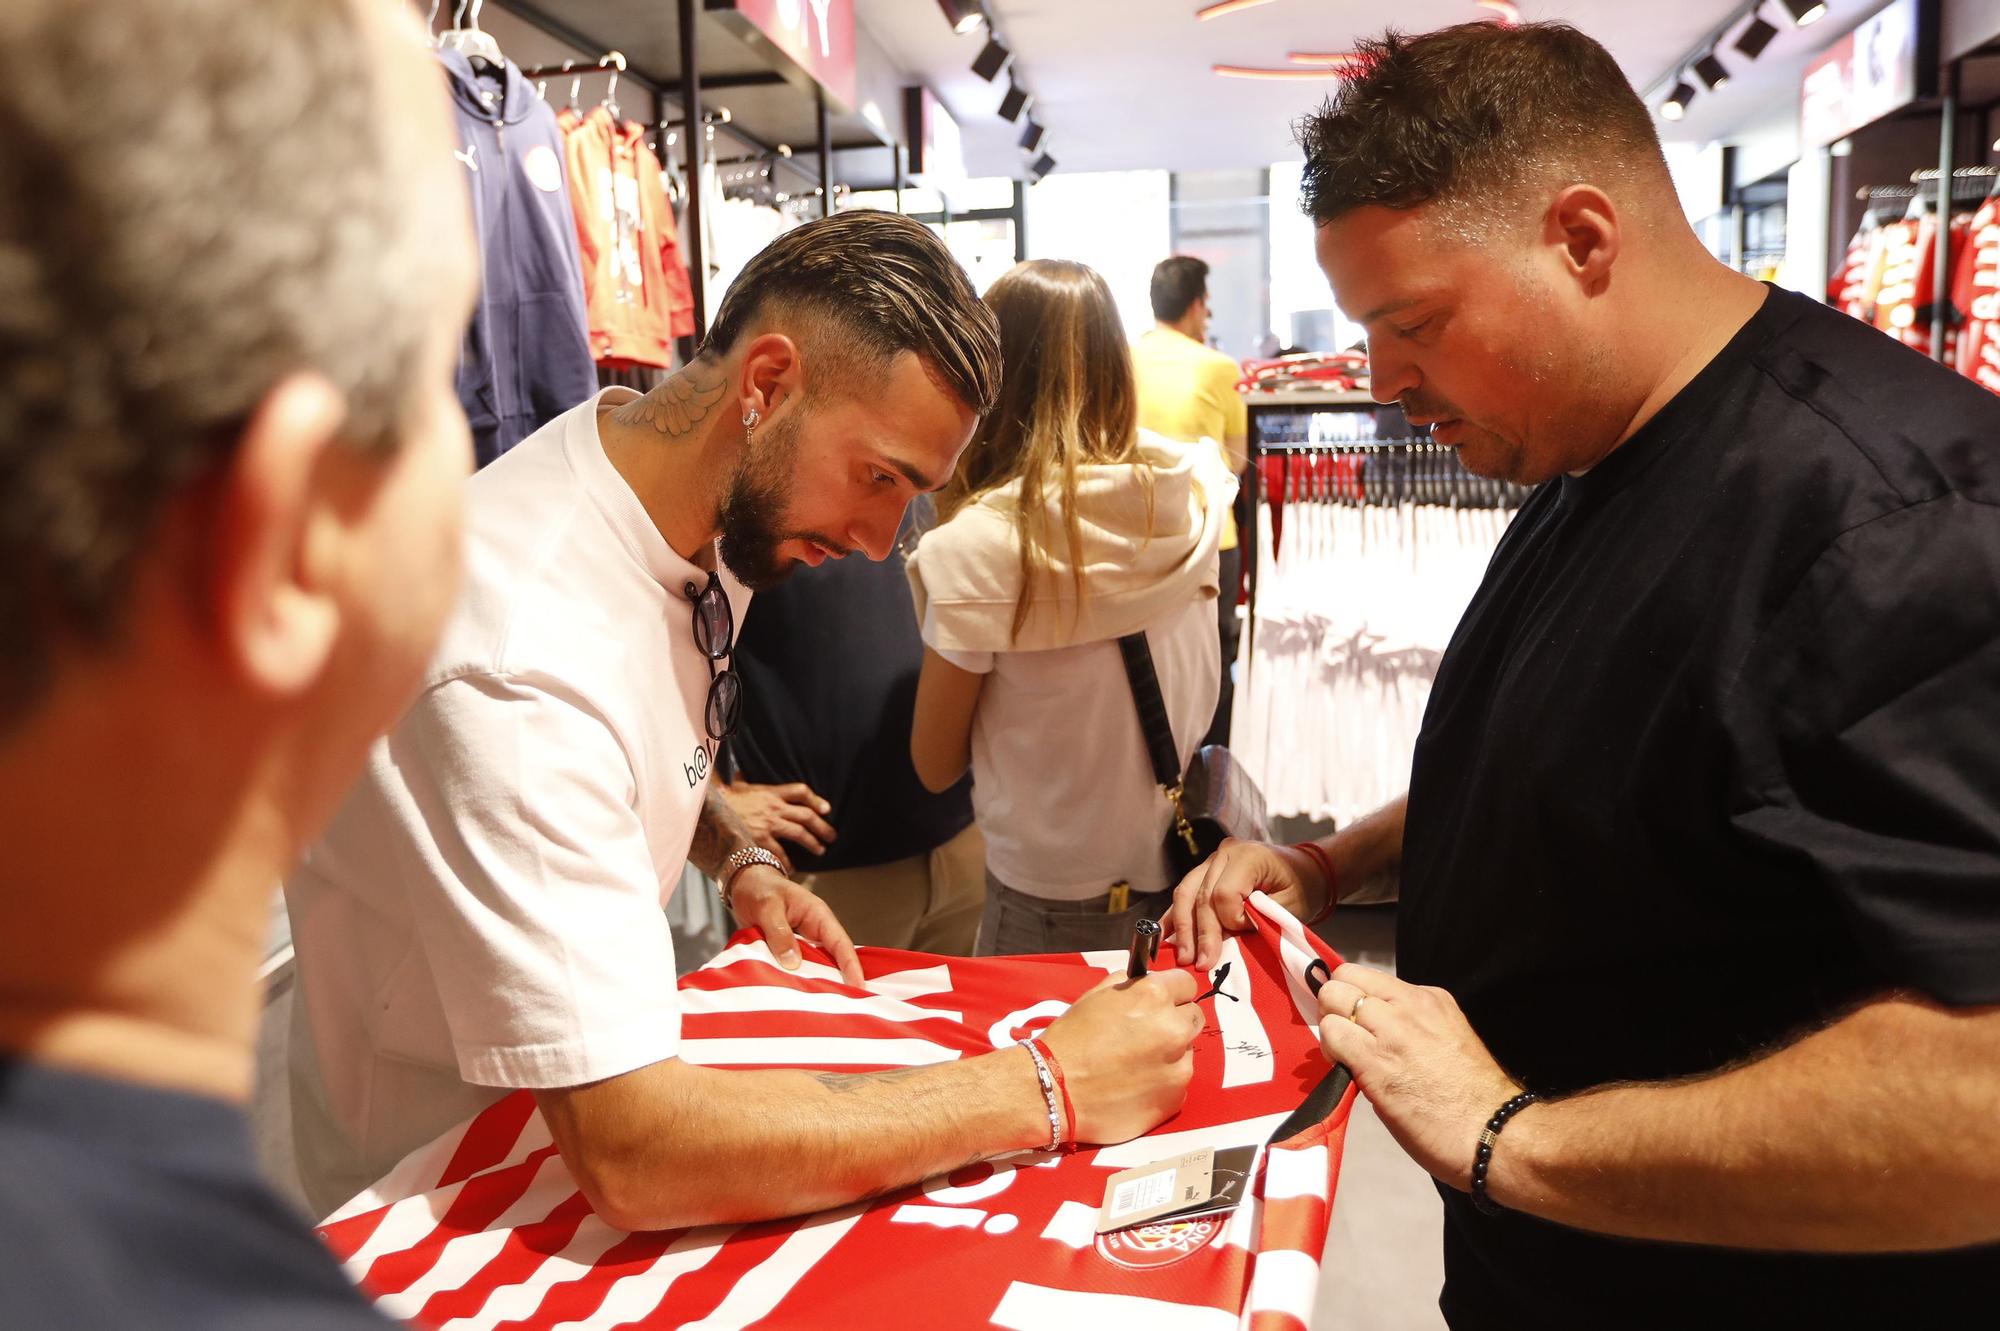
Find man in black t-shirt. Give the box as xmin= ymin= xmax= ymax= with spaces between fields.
xmin=1170 ymin=20 xmax=2000 ymax=1328
xmin=0 ymin=1 xmax=479 ymax=1325
xmin=728 ymin=501 xmax=984 ymax=953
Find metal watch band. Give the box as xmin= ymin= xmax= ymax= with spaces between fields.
xmin=717 ymin=846 xmax=784 ymax=913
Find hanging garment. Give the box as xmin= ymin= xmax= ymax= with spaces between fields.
xmin=559 ymin=105 xmax=696 ymax=369
xmin=1872 ymin=216 xmax=1934 ymax=354
xmin=315 ymin=895 xmax=1358 ymax=1331
xmin=1831 ymin=218 xmax=1882 ymax=322
xmin=1236 ymin=437 xmax=1516 ymax=826
xmin=1952 ymin=195 xmax=2000 ymax=393
xmin=439 ymin=49 xmax=598 ymax=468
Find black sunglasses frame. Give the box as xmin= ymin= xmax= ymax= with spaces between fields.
xmin=686 ymin=574 xmax=742 ymax=747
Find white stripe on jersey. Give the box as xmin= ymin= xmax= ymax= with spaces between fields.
xmin=701 ymin=942 xmax=848 ymax=984
xmin=1039 ymin=1201 xmax=1099 ymax=1250
xmin=1242 ymin=1247 xmax=1321 ymax=1322
xmin=680 ymin=1205 xmax=866 ymax=1331
xmin=681 ymin=1035 xmax=963 ymax=1067
xmin=991 ymin=1282 xmax=1238 ymax=1331
xmin=679 ymin=983 xmax=963 ymax=1025
xmin=1264 ymin=1144 xmax=1331 ymax=1200
xmin=545 ymin=1225 xmax=732 ymax=1331
xmin=1091 ymin=1112 xmax=1291 ymax=1169
xmin=1252 ymin=892 xmax=1327 ymax=1031
xmin=862 ymin=963 xmax=957 ymax=1000
xmin=430 ymin=1217 xmax=631 ymax=1331
xmin=1214 ymin=936 xmax=1275 ymax=1087
xmin=374 ymin=1152 xmax=575 ymax=1319
xmin=330 ymin=1113 xmax=554 ymax=1231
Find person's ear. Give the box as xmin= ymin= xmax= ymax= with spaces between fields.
xmin=738 ymin=332 xmax=804 ymax=424
xmin=1545 ymin=184 xmax=1620 ymax=296
xmin=204 ymin=372 xmax=349 ymax=699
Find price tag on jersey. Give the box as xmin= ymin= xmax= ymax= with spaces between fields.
xmin=1098 ymin=1149 xmax=1214 ymax=1233
xmin=1095 ymin=1144 xmax=1261 ymax=1234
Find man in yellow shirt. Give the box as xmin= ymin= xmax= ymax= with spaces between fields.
xmin=1133 ymin=255 xmax=1249 ymax=745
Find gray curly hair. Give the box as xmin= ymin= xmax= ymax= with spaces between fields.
xmin=0 ymin=0 xmax=458 ymax=727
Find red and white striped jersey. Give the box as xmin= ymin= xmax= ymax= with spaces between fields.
xmin=316 ymin=893 xmax=1357 ymax=1330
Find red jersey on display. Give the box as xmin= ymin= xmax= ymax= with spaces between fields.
xmin=1951 ymin=196 xmax=2000 ymax=393
xmin=560 ymin=106 xmax=697 ymax=368
xmin=316 ymin=894 xmax=1357 ymax=1330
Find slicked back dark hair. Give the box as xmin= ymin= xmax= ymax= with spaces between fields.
xmin=1149 ymin=255 xmax=1210 ymax=323
xmin=1296 ymin=21 xmax=1667 ymax=227
xmin=702 ymin=210 xmax=1001 ymax=416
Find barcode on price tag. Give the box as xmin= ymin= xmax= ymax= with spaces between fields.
xmin=1096 ymin=1148 xmax=1219 ymax=1233
xmin=1109 ymin=1168 xmax=1174 ymax=1219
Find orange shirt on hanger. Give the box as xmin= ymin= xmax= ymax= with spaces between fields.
xmin=559 ymin=105 xmax=696 ymax=368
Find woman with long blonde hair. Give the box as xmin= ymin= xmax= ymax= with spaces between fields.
xmin=908 ymin=260 xmax=1236 ymax=954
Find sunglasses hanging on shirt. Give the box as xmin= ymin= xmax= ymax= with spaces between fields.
xmin=686 ymin=572 xmax=743 ymax=748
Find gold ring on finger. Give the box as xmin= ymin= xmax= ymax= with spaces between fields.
xmin=1350 ymin=994 xmax=1368 ymax=1020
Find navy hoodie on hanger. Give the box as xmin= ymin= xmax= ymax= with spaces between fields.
xmin=438 ymin=48 xmax=597 ymax=467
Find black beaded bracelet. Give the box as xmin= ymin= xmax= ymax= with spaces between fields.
xmin=1470 ymin=1090 xmax=1538 ymax=1217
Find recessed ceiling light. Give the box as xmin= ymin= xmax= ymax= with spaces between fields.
xmin=1735 ymin=14 xmax=1779 ymax=60
xmin=971 ymin=35 xmax=1010 ymax=81
xmin=936 ymin=0 xmax=986 ymax=35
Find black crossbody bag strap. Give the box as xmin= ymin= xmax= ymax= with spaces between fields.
xmin=1117 ymin=632 xmax=1183 ymax=789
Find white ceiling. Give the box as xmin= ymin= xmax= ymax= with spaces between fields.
xmin=855 ymin=0 xmax=1899 ymax=177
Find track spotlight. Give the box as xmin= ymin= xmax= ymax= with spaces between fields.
xmin=1030 ymin=152 xmax=1056 ymax=181
xmin=1778 ymin=0 xmax=1826 ymax=26
xmin=998 ymin=82 xmax=1031 ymax=122
xmin=936 ymin=0 xmax=987 ymax=35
xmin=1660 ymin=79 xmax=1695 ymax=121
xmin=1694 ymin=53 xmax=1729 ymax=90
xmin=1735 ymin=13 xmax=1778 ymax=59
xmin=1019 ymin=118 xmax=1044 ymax=152
xmin=972 ymin=35 xmax=1010 ymax=81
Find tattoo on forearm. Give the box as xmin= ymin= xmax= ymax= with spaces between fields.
xmin=807 ymin=1067 xmax=931 ymax=1096
xmin=607 ymin=362 xmax=728 ymax=438
xmin=689 ymin=785 xmax=754 ymax=877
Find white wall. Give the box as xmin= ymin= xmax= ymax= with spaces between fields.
xmin=1024 ymin=170 xmax=1171 ymax=340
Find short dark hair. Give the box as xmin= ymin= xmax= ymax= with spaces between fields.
xmin=1150 ymin=256 xmax=1210 ymax=324
xmin=0 ymin=0 xmax=453 ymax=730
xmin=703 ymin=210 xmax=1002 ymax=416
xmin=1296 ymin=22 xmax=1667 ymax=227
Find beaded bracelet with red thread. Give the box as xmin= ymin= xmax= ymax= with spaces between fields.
xmin=1031 ymin=1037 xmax=1077 ymax=1149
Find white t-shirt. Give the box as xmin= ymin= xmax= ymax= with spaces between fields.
xmin=285 ymin=387 xmax=748 ymax=1217
xmin=937 ymin=595 xmax=1218 ymax=900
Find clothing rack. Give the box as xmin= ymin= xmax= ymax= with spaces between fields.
xmin=489 ymin=0 xmax=861 ymax=336
xmin=1256 ymin=440 xmax=1535 ymax=512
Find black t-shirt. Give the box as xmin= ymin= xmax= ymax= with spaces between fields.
xmin=0 ymin=1055 xmax=391 ymax=1329
xmin=731 ymin=526 xmax=974 ymax=874
xmin=1401 ymin=286 xmax=2000 ymax=1327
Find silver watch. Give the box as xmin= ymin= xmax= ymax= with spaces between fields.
xmin=717 ymin=846 xmax=785 ymax=913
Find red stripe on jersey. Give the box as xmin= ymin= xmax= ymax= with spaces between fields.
xmin=325 ymin=893 xmax=1357 ymax=1329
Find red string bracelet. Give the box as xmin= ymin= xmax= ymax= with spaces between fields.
xmin=1291 ymin=841 xmax=1339 ymax=926
xmin=1031 ymin=1037 xmax=1078 ymax=1148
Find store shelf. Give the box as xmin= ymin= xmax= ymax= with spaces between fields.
xmin=501 ymin=0 xmax=889 ymax=157
xmin=1243 ymin=388 xmax=1379 ymax=407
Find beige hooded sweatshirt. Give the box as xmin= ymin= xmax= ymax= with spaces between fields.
xmin=907 ymin=431 xmax=1239 ymax=653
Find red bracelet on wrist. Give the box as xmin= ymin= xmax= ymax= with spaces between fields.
xmin=1291 ymin=841 xmax=1338 ymax=925
xmin=1030 ymin=1037 xmax=1077 ymax=1147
